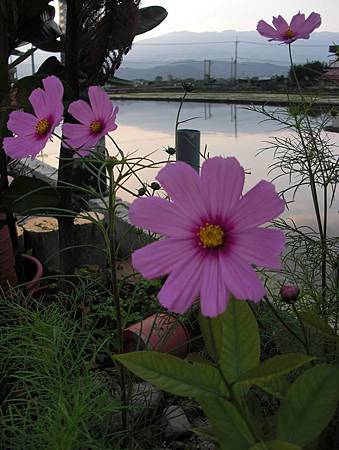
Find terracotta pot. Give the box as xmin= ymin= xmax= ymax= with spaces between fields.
xmin=0 ymin=213 xmax=18 ymax=287
xmin=123 ymin=313 xmax=189 ymax=358
xmin=22 ymin=254 xmax=43 ymax=292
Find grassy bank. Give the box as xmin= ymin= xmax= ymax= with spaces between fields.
xmin=107 ymin=90 xmax=339 ymax=107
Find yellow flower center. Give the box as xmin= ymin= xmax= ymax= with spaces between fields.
xmin=90 ymin=120 xmax=103 ymax=134
xmin=35 ymin=118 xmax=51 ymax=136
xmin=284 ymin=27 xmax=295 ymax=39
xmin=199 ymin=223 xmax=224 ymax=249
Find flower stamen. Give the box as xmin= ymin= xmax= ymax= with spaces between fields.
xmin=35 ymin=118 xmax=51 ymax=136
xmin=90 ymin=120 xmax=103 ymax=134
xmin=199 ymin=223 xmax=224 ymax=249
xmin=284 ymin=27 xmax=295 ymax=39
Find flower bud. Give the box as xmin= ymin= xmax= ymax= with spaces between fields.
xmin=138 ymin=186 xmax=147 ymax=196
xmin=280 ymin=284 xmax=300 ymax=304
xmin=150 ymin=182 xmax=161 ymax=191
xmin=183 ymin=81 xmax=194 ymax=92
xmin=165 ymin=146 xmax=176 ymax=155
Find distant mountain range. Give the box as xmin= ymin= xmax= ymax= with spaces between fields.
xmin=14 ymin=30 xmax=339 ymax=81
xmin=117 ymin=60 xmax=289 ymax=80
xmin=116 ymin=30 xmax=339 ymax=80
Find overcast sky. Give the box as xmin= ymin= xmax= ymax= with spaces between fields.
xmin=51 ymin=0 xmax=339 ymax=37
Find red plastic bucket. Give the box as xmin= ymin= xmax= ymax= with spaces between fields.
xmin=123 ymin=313 xmax=189 ymax=358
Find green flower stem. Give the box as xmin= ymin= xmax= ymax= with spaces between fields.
xmin=264 ymin=296 xmax=308 ymax=353
xmin=288 ymin=44 xmax=328 ymax=305
xmin=108 ymin=164 xmax=127 ymax=433
xmin=292 ymin=304 xmax=310 ymax=355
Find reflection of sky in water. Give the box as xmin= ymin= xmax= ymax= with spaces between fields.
xmin=40 ymin=101 xmax=339 ymax=236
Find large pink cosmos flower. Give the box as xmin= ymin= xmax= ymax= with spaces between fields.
xmin=257 ymin=12 xmax=321 ymax=44
xmin=3 ymin=76 xmax=64 ymax=159
xmin=63 ymin=86 xmax=119 ymax=157
xmin=129 ymin=157 xmax=285 ymax=317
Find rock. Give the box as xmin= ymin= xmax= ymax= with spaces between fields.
xmin=163 ymin=405 xmax=191 ymax=439
xmin=131 ymin=382 xmax=163 ymax=412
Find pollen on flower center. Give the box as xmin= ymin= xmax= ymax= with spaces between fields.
xmin=284 ymin=27 xmax=295 ymax=39
xmin=199 ymin=223 xmax=224 ymax=249
xmin=90 ymin=120 xmax=103 ymax=134
xmin=35 ymin=118 xmax=51 ymax=136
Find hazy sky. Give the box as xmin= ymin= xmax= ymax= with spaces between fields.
xmin=138 ymin=0 xmax=339 ymax=38
xmin=51 ymin=0 xmax=339 ymax=37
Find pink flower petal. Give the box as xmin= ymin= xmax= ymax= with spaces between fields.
xmin=88 ymin=86 xmax=113 ymax=121
xmin=62 ymin=123 xmax=96 ymax=149
xmin=296 ymin=12 xmax=321 ymax=37
xmin=132 ymin=238 xmax=198 ymax=279
xmin=3 ymin=135 xmax=45 ymax=159
xmin=104 ymin=116 xmax=118 ymax=133
xmin=220 ymin=253 xmax=266 ymax=302
xmin=233 ymin=227 xmax=285 ymax=269
xmin=257 ymin=20 xmax=280 ymax=39
xmin=201 ymin=157 xmax=245 ymax=222
xmin=200 ymin=254 xmax=229 ymax=317
xmin=156 ymin=162 xmax=207 ymax=225
xmin=68 ymin=100 xmax=94 ymax=125
xmin=290 ymin=12 xmax=305 ymax=30
xmin=158 ymin=253 xmax=204 ymax=313
xmin=272 ymin=15 xmax=288 ymax=32
xmin=29 ymin=88 xmax=49 ymax=119
xmin=231 ymin=180 xmax=285 ymax=230
xmin=42 ymin=75 xmax=64 ymax=122
xmin=7 ymin=111 xmax=38 ymax=136
xmin=129 ymin=197 xmax=196 ymax=238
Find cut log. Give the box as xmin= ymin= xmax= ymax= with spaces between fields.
xmin=73 ymin=211 xmax=106 ymax=269
xmin=22 ymin=217 xmax=59 ymax=271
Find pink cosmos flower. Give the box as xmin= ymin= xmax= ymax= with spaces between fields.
xmin=3 ymin=76 xmax=64 ymax=159
xmin=129 ymin=157 xmax=285 ymax=317
xmin=257 ymin=12 xmax=321 ymax=44
xmin=62 ymin=86 xmax=119 ymax=157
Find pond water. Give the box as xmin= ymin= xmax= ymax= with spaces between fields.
xmin=40 ymin=100 xmax=339 ymax=236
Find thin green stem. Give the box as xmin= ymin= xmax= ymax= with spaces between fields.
xmin=108 ymin=166 xmax=127 ymax=434
xmin=264 ymin=296 xmax=308 ymax=352
xmin=292 ymin=304 xmax=310 ymax=355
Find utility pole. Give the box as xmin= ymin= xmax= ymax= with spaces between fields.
xmin=234 ymin=37 xmax=239 ymax=85
xmin=204 ymin=59 xmax=212 ymax=84
xmin=230 ymin=57 xmax=234 ymax=81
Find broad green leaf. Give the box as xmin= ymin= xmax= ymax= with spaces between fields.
xmin=199 ymin=312 xmax=223 ymax=359
xmin=185 ymin=352 xmax=210 ymax=365
xmin=220 ymin=298 xmax=260 ymax=383
xmin=0 ymin=176 xmax=60 ymax=214
xmin=236 ymin=353 xmax=314 ymax=387
xmin=249 ymin=440 xmax=301 ymax=450
xmin=115 ymin=351 xmax=229 ymax=398
xmin=135 ymin=7 xmax=168 ymax=35
xmin=256 ymin=376 xmax=289 ymax=399
xmin=277 ymin=364 xmax=339 ymax=447
xmin=199 ymin=394 xmax=256 ymax=450
xmin=299 ymin=312 xmax=338 ymax=340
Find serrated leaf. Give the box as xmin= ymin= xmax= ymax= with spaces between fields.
xmin=236 ymin=353 xmax=314 ymax=387
xmin=249 ymin=440 xmax=302 ymax=450
xmin=277 ymin=364 xmax=339 ymax=447
xmin=0 ymin=176 xmax=60 ymax=214
xmin=199 ymin=395 xmax=256 ymax=450
xmin=219 ymin=298 xmax=260 ymax=383
xmin=299 ymin=312 xmax=338 ymax=340
xmin=115 ymin=351 xmax=229 ymax=399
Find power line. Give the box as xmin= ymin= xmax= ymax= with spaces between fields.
xmin=134 ymin=39 xmax=331 ymax=48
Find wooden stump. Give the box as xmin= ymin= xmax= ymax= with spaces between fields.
xmin=22 ymin=217 xmax=59 ymax=271
xmin=73 ymin=212 xmax=107 ymax=269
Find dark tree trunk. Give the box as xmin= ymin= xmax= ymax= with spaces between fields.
xmin=57 ymin=0 xmax=81 ymax=276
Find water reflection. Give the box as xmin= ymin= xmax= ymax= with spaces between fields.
xmin=40 ymin=100 xmax=339 ymax=236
